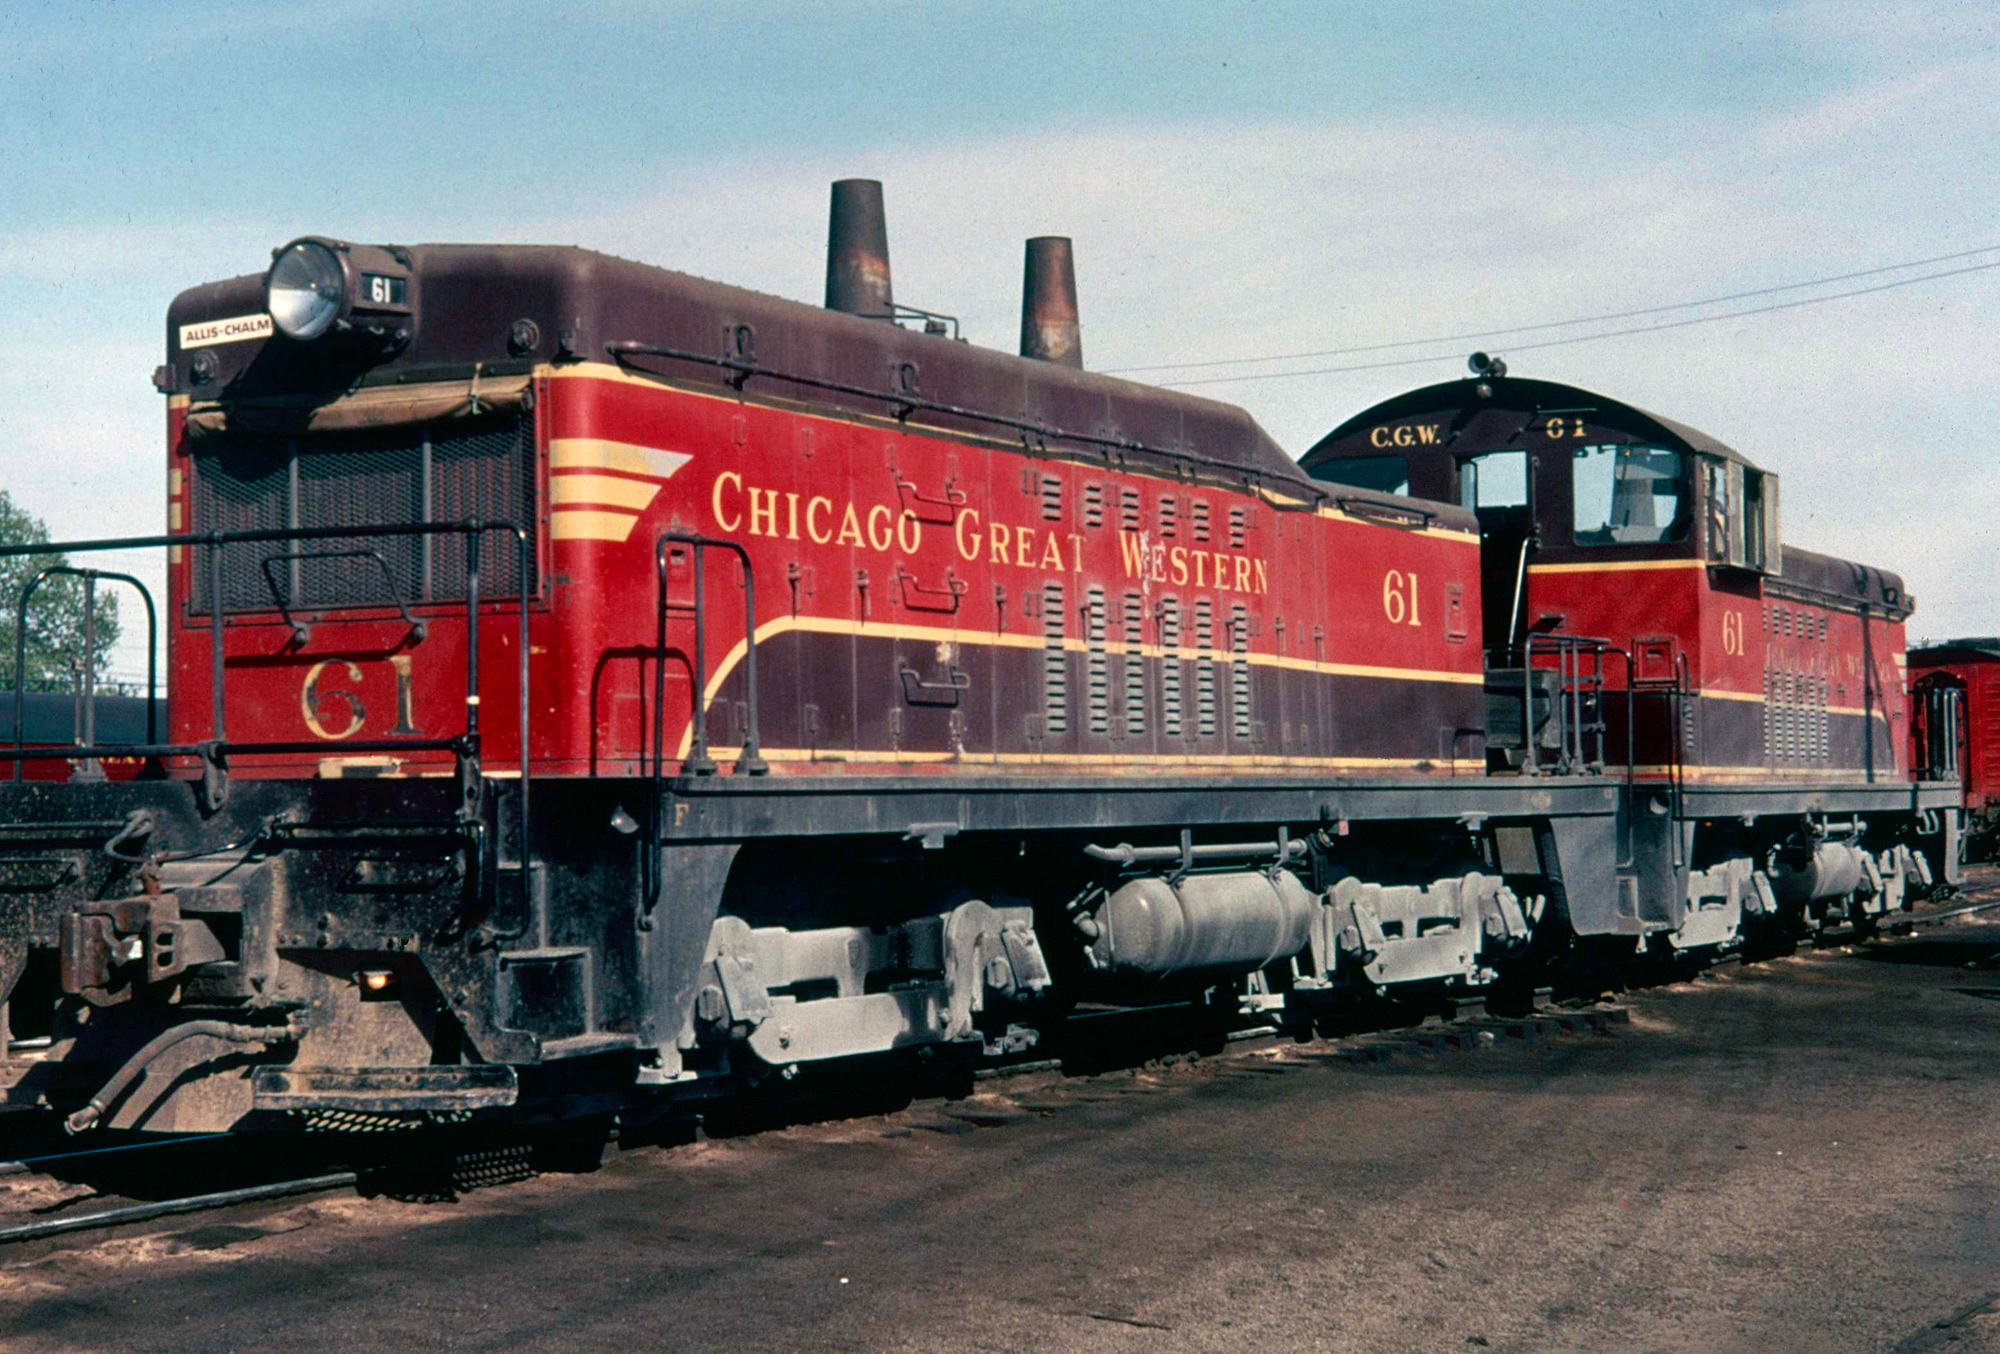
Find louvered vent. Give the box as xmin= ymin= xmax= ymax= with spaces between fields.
xmin=1042 ymin=581 xmax=1067 ymax=734
xmin=1161 ymin=598 xmax=1183 ymax=738
xmin=1086 ymin=587 xmax=1109 ymax=734
xmin=1815 ymin=674 xmax=1828 ymax=763
xmin=1040 ymin=474 xmax=1064 ymax=522
xmin=190 ymin=413 xmax=533 ymax=614
xmin=1762 ymin=670 xmax=1774 ymax=765
xmin=1194 ymin=598 xmax=1216 ymax=737
xmin=1122 ymin=591 xmax=1145 ymax=738
xmin=1230 ymin=603 xmax=1251 ymax=741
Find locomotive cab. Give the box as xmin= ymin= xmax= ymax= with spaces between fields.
xmin=1306 ymin=370 xmax=1945 ymax=955
xmin=1303 ymin=379 xmax=1767 ymax=661
xmin=1304 ymin=374 xmax=1731 ymax=774
xmin=1303 ymin=373 xmax=1915 ymax=782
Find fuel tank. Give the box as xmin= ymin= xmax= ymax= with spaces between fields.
xmin=1088 ymin=869 xmax=1316 ymax=978
xmin=1767 ymin=842 xmax=1868 ymax=907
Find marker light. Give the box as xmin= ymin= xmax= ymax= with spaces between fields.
xmin=267 ymin=239 xmax=347 ymax=340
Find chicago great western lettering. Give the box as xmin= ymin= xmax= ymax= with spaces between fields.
xmin=1117 ymin=530 xmax=1269 ymax=595
xmin=709 ymin=471 xmax=1267 ymax=593
xmin=712 ymin=471 xmax=924 ymax=554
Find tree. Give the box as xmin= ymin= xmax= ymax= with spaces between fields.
xmin=0 ymin=490 xmax=121 ymax=692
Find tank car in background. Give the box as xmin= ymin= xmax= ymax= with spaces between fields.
xmin=1909 ymin=637 xmax=2000 ymax=862
xmin=0 ymin=183 xmax=1962 ymax=1135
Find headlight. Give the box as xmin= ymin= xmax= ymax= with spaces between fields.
xmin=267 ymin=239 xmax=347 ymax=340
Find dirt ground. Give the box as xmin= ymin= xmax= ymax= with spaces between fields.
xmin=4 ymin=889 xmax=1999 ymax=1353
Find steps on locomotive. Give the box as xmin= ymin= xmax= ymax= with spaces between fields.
xmin=1483 ymin=666 xmax=1607 ymax=775
xmin=1483 ymin=668 xmax=1564 ymax=771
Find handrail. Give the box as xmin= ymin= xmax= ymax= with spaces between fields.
xmin=646 ymin=531 xmax=765 ymax=921
xmin=3 ymin=524 xmax=530 ymax=855
xmin=1519 ymin=633 xmax=1643 ymax=870
xmin=1521 ymin=633 xmax=1633 ymax=780
xmin=11 ymin=566 xmax=157 ymax=781
xmin=4 ymin=521 xmax=538 ymax=948
xmin=606 ymin=340 xmax=1331 ymax=507
xmin=257 ymin=547 xmax=428 ymax=645
xmin=1333 ymin=495 xmax=1435 ymax=530
xmin=895 ymin=475 xmax=968 ymax=511
xmin=892 ymin=564 xmax=967 ymax=613
xmin=652 ymin=531 xmax=765 ymax=780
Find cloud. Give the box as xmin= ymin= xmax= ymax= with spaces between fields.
xmin=9 ymin=98 xmax=1998 ymax=674
xmin=1754 ymin=64 xmax=1954 ymax=155
xmin=517 ymin=116 xmax=2000 ymax=638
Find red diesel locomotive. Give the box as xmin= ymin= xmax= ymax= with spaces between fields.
xmin=0 ymin=182 xmax=1962 ymax=1133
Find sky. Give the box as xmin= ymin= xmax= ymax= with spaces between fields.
xmin=3 ymin=0 xmax=1996 ymax=682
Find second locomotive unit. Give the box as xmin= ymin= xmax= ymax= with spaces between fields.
xmin=0 ymin=182 xmax=1961 ymax=1133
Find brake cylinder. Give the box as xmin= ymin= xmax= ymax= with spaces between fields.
xmin=1088 ymin=870 xmax=1317 ymax=978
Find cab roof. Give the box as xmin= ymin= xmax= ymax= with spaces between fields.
xmin=1305 ymin=375 xmax=1764 ymax=472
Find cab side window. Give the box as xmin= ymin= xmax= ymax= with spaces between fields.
xmin=1572 ymin=443 xmax=1686 ymax=545
xmin=1704 ymin=458 xmax=1731 ymax=558
xmin=1700 ymin=455 xmax=1781 ymax=572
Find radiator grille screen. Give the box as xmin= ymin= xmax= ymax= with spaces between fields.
xmin=190 ymin=413 xmax=533 ymax=614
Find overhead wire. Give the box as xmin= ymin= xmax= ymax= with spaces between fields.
xmin=1106 ymin=243 xmax=2000 ymax=376
xmin=1153 ymin=257 xmax=2000 ymax=389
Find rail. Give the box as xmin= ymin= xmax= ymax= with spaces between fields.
xmin=652 ymin=532 xmax=765 ymax=781
xmin=0 ymin=1170 xmax=362 ymax=1246
xmin=2 ymin=524 xmax=531 ymax=855
xmin=257 ymin=547 xmax=428 ymax=646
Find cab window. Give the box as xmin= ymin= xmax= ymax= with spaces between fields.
xmin=1309 ymin=454 xmax=1408 ymax=496
xmin=1699 ymin=454 xmax=1780 ymax=571
xmin=1703 ymin=458 xmax=1730 ymax=557
xmin=1457 ymin=451 xmax=1527 ymax=509
xmin=1572 ymin=443 xmax=1685 ymax=545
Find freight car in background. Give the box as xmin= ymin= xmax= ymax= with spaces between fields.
xmin=1 ymin=690 xmax=156 ymax=782
xmin=1909 ymin=637 xmax=2000 ymax=862
xmin=0 ymin=691 xmax=155 ymax=1050
xmin=0 ymin=181 xmax=1963 ymax=1135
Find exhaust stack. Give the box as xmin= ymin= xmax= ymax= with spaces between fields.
xmin=824 ymin=179 xmax=894 ymax=317
xmin=1019 ymin=236 xmax=1082 ymax=369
